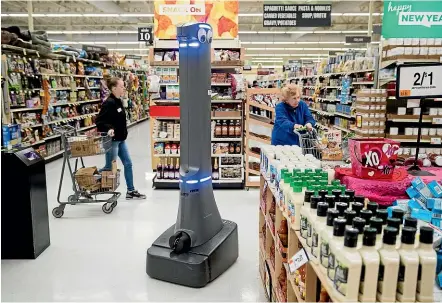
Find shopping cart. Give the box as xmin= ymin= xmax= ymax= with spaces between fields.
xmin=294 ymin=128 xmax=324 ymax=159
xmin=52 ymin=125 xmax=121 ymax=218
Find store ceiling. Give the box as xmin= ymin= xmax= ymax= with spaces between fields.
xmin=1 ymin=0 xmax=383 ymax=65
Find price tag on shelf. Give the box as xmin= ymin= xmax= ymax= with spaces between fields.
xmin=433 ymin=118 xmax=442 ymax=125
xmin=288 ymin=248 xmax=309 ymax=274
xmin=431 ymin=137 xmax=441 ymax=145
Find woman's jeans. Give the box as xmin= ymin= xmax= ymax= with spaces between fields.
xmin=102 ymin=140 xmax=134 ymax=191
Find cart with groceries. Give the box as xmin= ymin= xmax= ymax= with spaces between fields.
xmin=52 ymin=125 xmax=121 ymax=218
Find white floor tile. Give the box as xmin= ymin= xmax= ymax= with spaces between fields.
xmin=1 ymin=121 xmax=266 ymax=302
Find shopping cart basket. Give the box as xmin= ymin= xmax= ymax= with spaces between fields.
xmin=52 ymin=125 xmax=121 ymax=218
xmin=294 ymin=128 xmax=324 ymax=159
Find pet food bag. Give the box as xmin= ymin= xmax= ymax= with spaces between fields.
xmin=349 ymin=138 xmax=400 ymax=180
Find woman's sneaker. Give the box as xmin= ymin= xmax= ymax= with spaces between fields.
xmin=126 ymin=190 xmax=146 ymax=200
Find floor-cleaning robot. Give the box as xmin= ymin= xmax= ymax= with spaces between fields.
xmin=146 ymin=22 xmax=239 ymax=288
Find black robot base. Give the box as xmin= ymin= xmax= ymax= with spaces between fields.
xmin=146 ymin=220 xmax=238 ymax=288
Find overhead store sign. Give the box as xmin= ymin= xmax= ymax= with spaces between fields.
xmin=138 ymin=27 xmax=153 ymax=45
xmin=345 ymin=36 xmax=371 ymax=43
xmin=125 ymin=54 xmax=142 ymax=60
xmin=263 ymin=4 xmax=331 ymax=27
xmin=396 ymin=63 xmax=442 ymax=99
xmin=382 ymin=1 xmax=442 ymax=38
xmin=154 ymin=0 xmax=238 ymax=39
xmin=82 ymin=44 xmax=107 ymax=53
xmin=159 ymin=4 xmax=205 ymax=15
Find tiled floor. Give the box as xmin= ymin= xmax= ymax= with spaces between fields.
xmin=1 ymin=121 xmax=266 ymax=302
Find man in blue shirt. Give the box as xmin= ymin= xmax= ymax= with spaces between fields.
xmin=271 ymin=84 xmax=316 ymax=146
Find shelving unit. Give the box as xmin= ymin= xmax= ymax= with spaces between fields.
xmin=148 ymin=40 xmax=245 ymax=189
xmin=1 ymin=44 xmax=149 ymax=162
xmin=289 ymin=66 xmax=376 ymax=135
xmin=259 ymin=173 xmax=336 ymax=303
xmin=245 ymin=88 xmax=277 ymax=188
xmin=379 ymin=41 xmax=442 ymax=153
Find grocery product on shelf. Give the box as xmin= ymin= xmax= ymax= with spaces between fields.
xmin=396 ymin=227 xmax=419 ymax=303
xmin=358 ymin=227 xmax=380 ymax=303
xmin=377 ymin=227 xmax=400 ymax=303
xmin=416 ymin=227 xmax=437 ymax=302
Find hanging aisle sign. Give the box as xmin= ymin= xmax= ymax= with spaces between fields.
xmin=382 ymin=1 xmax=442 ymax=38
xmin=138 ymin=27 xmax=153 ymax=44
xmin=263 ymin=4 xmax=331 ymax=27
xmin=396 ymin=63 xmax=442 ymax=99
xmin=345 ymin=36 xmax=371 ymax=44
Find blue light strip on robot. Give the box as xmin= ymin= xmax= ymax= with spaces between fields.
xmin=199 ymin=176 xmax=211 ymax=182
xmin=179 ymin=42 xmax=187 ymax=48
xmin=188 ymin=42 xmax=199 ymax=48
xmin=180 ymin=176 xmax=212 ymax=184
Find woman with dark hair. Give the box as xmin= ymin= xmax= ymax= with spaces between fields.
xmin=96 ymin=77 xmax=146 ymax=199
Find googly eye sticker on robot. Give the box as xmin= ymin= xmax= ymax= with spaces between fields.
xmin=197 ymin=27 xmax=213 ymax=44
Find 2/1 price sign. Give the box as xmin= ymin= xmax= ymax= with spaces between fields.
xmin=396 ymin=63 xmax=442 ymax=99
xmin=138 ymin=27 xmax=153 ymax=45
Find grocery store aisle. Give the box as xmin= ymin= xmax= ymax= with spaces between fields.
xmin=1 ymin=121 xmax=266 ymax=302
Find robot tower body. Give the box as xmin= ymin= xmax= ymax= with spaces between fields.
xmin=146 ymin=22 xmax=238 ymax=288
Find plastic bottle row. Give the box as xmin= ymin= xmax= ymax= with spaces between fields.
xmin=281 ymin=183 xmax=437 ymax=303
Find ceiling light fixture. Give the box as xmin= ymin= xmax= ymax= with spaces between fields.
xmin=257 ymin=31 xmax=286 ymax=34
xmin=82 ymin=13 xmax=120 ymax=17
xmin=252 ymin=60 xmax=284 ymax=63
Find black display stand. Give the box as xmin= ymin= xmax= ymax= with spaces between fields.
xmin=1 ymin=148 xmax=50 ymax=259
xmin=396 ymin=63 xmax=442 ymax=176
xmin=407 ymin=99 xmax=435 ymax=176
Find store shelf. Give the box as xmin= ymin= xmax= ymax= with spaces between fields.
xmin=211 ymin=83 xmax=231 ymax=86
xmin=316 ymin=97 xmax=340 ymax=103
xmin=352 ymin=81 xmax=374 ymax=85
xmin=386 ymin=134 xmax=433 ymax=143
xmin=248 ymin=101 xmax=275 ymax=113
xmin=78 ymin=124 xmax=97 ymax=131
xmin=45 ymin=112 xmax=98 ymax=125
xmin=248 ymin=134 xmax=271 ymax=145
xmin=381 ymin=57 xmax=440 ymax=69
xmin=248 ymin=115 xmax=274 ymax=128
xmin=43 ymin=133 xmax=61 ymax=141
xmin=22 ymin=139 xmax=45 ymax=147
xmin=159 ymin=83 xmax=180 ymax=86
xmin=246 ymin=149 xmax=261 ymax=159
xmin=44 ymin=150 xmax=64 ymax=161
xmin=152 ymin=138 xmax=180 ymax=142
xmin=39 ymin=73 xmax=103 ymax=79
xmin=211 ymin=116 xmax=242 ymax=120
xmin=309 ymin=108 xmax=334 ymax=117
xmin=211 ymin=99 xmax=242 ymax=103
xmin=387 ymin=114 xmax=442 ymax=123
xmin=248 ymin=168 xmax=260 ymax=176
xmin=335 ymin=112 xmax=354 ymax=119
xmin=10 ymin=107 xmax=43 ymax=112
xmin=317 ymin=68 xmax=375 ymax=77
xmin=51 ymin=99 xmax=101 ymax=106
xmin=332 ymin=125 xmax=353 ymax=133
xmin=154 ymin=153 xmax=240 ymax=158
xmin=211 ymin=137 xmax=242 ymax=142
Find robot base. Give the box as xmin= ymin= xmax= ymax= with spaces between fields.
xmin=146 ymin=220 xmax=238 ymax=288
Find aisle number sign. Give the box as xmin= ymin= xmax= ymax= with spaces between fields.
xmin=382 ymin=1 xmax=442 ymax=38
xmin=396 ymin=64 xmax=442 ymax=99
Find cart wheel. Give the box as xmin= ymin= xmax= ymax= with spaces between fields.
xmin=111 ymin=201 xmax=118 ymax=208
xmin=245 ymin=187 xmax=250 ymax=191
xmin=52 ymin=207 xmax=64 ymax=218
xmin=68 ymin=195 xmax=78 ymax=203
xmin=102 ymin=203 xmax=113 ymax=214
